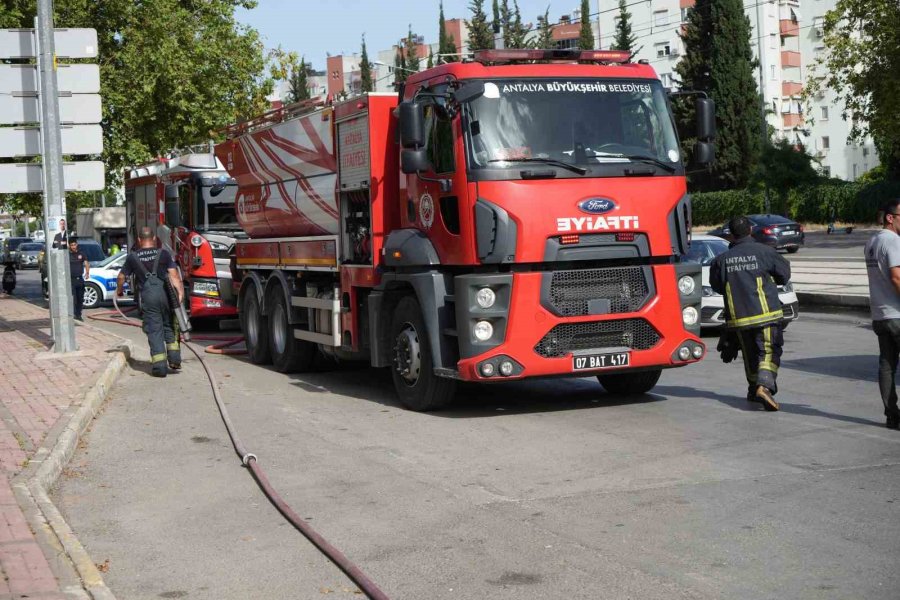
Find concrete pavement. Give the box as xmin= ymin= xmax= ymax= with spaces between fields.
xmin=0 ymin=289 xmax=127 ymax=599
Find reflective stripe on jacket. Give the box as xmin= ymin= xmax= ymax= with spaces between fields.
xmin=710 ymin=237 xmax=791 ymax=329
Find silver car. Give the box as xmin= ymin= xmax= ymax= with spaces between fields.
xmin=16 ymin=242 xmax=43 ymax=269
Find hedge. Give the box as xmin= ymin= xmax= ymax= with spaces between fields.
xmin=691 ymin=181 xmax=900 ymax=226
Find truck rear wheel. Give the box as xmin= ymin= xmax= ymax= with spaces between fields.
xmin=597 ymin=369 xmax=662 ymax=396
xmin=267 ymin=290 xmax=315 ymax=373
xmin=242 ymin=289 xmax=271 ymax=365
xmin=390 ymin=295 xmax=456 ymax=411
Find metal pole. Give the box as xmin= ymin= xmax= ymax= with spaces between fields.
xmin=755 ymin=0 xmax=771 ymax=213
xmin=37 ymin=1 xmax=77 ymax=352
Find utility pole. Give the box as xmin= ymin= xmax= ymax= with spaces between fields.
xmin=37 ymin=0 xmax=77 ymax=352
xmin=755 ymin=0 xmax=771 ymax=213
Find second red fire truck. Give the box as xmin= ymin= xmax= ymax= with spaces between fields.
xmin=216 ymin=49 xmax=716 ymax=410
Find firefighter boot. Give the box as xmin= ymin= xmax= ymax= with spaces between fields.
xmin=755 ymin=385 xmax=779 ymax=412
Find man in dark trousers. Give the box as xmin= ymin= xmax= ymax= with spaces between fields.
xmin=67 ymin=237 xmax=90 ymax=321
xmin=116 ymin=227 xmax=184 ymax=377
xmin=710 ymin=216 xmax=791 ymax=411
xmin=864 ymin=198 xmax=900 ymax=430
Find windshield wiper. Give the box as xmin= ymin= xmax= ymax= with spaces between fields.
xmin=488 ymin=157 xmax=587 ymax=175
xmin=597 ymin=153 xmax=676 ymax=173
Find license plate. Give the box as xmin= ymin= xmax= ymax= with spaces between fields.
xmin=573 ymin=352 xmax=630 ymax=371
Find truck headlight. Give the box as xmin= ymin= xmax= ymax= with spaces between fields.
xmin=678 ymin=275 xmax=695 ymax=295
xmin=473 ymin=320 xmax=493 ymax=341
xmin=682 ymin=306 xmax=699 ymax=326
xmin=190 ymin=235 xmax=203 ymax=248
xmin=192 ymin=281 xmax=219 ymax=296
xmin=475 ymin=287 xmax=496 ymax=309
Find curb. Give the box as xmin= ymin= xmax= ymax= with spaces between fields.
xmin=797 ymin=291 xmax=870 ymax=310
xmin=11 ymin=337 xmax=133 ymax=600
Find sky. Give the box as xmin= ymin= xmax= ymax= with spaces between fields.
xmin=235 ymin=0 xmax=583 ymax=71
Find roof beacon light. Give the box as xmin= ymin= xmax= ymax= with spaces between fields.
xmin=474 ymin=49 xmax=631 ymax=65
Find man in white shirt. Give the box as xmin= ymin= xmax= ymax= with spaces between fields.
xmin=864 ymin=198 xmax=900 ymax=430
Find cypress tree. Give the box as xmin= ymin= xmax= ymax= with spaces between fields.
xmin=610 ymin=0 xmax=637 ymax=53
xmin=675 ymin=0 xmax=762 ymax=190
xmin=438 ymin=1 xmax=458 ymax=62
xmin=534 ymin=8 xmax=554 ymax=49
xmin=427 ymin=48 xmax=434 ymax=69
xmin=501 ymin=0 xmax=528 ymax=48
xmin=404 ymin=26 xmax=421 ymax=75
xmin=467 ymin=0 xmax=494 ymax=51
xmin=360 ymin=35 xmax=373 ymax=92
xmin=288 ymin=57 xmax=310 ymax=103
xmin=492 ymin=0 xmax=500 ymax=36
xmin=578 ymin=0 xmax=594 ymax=50
xmin=393 ymin=49 xmax=404 ymax=84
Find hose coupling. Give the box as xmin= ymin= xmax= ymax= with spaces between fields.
xmin=241 ymin=453 xmax=257 ymax=466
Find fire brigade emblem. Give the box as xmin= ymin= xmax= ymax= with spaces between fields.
xmin=419 ymin=193 xmax=435 ymax=229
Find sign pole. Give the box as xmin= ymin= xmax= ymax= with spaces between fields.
xmin=36 ymin=0 xmax=76 ymax=352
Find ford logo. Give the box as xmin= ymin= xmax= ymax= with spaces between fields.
xmin=578 ymin=198 xmax=616 ymax=215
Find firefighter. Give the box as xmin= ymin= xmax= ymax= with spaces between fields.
xmin=710 ymin=216 xmax=791 ymax=411
xmin=67 ymin=237 xmax=90 ymax=321
xmin=116 ymin=227 xmax=184 ymax=377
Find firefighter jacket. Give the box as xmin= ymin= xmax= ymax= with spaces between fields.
xmin=709 ymin=237 xmax=791 ymax=329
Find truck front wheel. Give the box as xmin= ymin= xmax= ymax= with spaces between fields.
xmin=242 ymin=289 xmax=271 ymax=365
xmin=390 ymin=295 xmax=456 ymax=411
xmin=597 ymin=369 xmax=662 ymax=396
xmin=267 ymin=290 xmax=315 ymax=373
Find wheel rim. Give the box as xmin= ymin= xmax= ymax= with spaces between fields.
xmin=246 ymin=298 xmax=259 ymax=346
xmin=272 ymin=302 xmax=287 ymax=355
xmin=83 ymin=286 xmax=98 ymax=307
xmin=393 ymin=322 xmax=421 ymax=386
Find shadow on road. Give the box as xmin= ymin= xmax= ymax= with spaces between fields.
xmin=656 ymin=384 xmax=883 ymax=428
xmin=781 ymin=354 xmax=876 ymax=381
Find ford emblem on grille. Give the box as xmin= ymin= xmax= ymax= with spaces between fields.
xmin=578 ymin=198 xmax=616 ymax=214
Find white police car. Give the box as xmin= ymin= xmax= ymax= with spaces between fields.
xmin=83 ymin=252 xmax=133 ymax=309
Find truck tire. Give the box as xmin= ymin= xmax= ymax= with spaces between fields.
xmin=597 ymin=369 xmax=662 ymax=396
xmin=267 ymin=289 xmax=315 ymax=373
xmin=390 ymin=295 xmax=456 ymax=411
xmin=242 ymin=288 xmax=271 ymax=365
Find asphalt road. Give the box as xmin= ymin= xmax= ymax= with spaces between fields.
xmin=53 ymin=306 xmax=899 ymax=600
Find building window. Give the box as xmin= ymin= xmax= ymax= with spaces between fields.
xmin=863 ymin=147 xmax=869 ymax=157
xmin=853 ymin=164 xmax=858 ymax=179
xmin=660 ymin=72 xmax=673 ymax=88
xmin=822 ymin=136 xmax=830 ymax=150
xmin=820 ymin=106 xmax=829 ymax=120
xmin=654 ymin=10 xmax=668 ymax=26
xmin=656 ymin=43 xmax=671 ymax=58
xmin=556 ymin=38 xmax=579 ymax=50
xmin=770 ymin=64 xmax=776 ymax=80
xmin=680 ymin=7 xmax=690 ymax=22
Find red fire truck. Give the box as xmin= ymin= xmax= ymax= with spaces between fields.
xmin=216 ymin=49 xmax=716 ymax=410
xmin=124 ymin=145 xmax=243 ymax=319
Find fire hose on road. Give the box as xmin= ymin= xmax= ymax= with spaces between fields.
xmin=89 ymin=297 xmax=391 ymax=600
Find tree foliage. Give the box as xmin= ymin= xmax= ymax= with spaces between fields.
xmin=467 ymin=0 xmax=494 ymax=52
xmin=751 ymin=140 xmax=821 ymax=213
xmin=437 ymin=1 xmax=458 ymax=62
xmin=578 ymin=0 xmax=594 ymax=50
xmin=675 ymin=0 xmax=761 ymax=191
xmin=534 ymin=8 xmax=554 ymax=50
xmin=806 ymin=0 xmax=900 ymax=178
xmin=0 ymin=0 xmax=271 ymax=204
xmin=611 ymin=0 xmax=637 ymax=53
xmin=360 ymin=36 xmax=373 ymax=92
xmin=270 ymin=49 xmax=310 ymax=103
xmin=404 ymin=26 xmax=421 ymax=74
xmin=500 ymin=0 xmax=529 ymax=49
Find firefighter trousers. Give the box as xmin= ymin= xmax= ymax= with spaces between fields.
xmin=142 ymin=295 xmax=181 ymax=375
xmin=736 ymin=323 xmax=784 ymax=396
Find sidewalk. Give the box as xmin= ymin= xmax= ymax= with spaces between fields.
xmin=789 ymin=255 xmax=870 ymax=309
xmin=0 ymin=293 xmax=125 ymax=599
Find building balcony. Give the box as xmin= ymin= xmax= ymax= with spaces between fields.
xmin=783 ymin=113 xmax=804 ymax=128
xmin=781 ymin=50 xmax=801 ymax=68
xmin=780 ymin=19 xmax=799 ymax=36
xmin=782 ymin=81 xmax=802 ymax=96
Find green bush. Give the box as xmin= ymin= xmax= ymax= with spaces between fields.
xmin=691 ymin=181 xmax=900 ymax=225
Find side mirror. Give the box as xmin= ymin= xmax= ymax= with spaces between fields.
xmin=399 ymin=101 xmax=425 ymax=148
xmin=401 ymin=148 xmax=431 ymax=174
xmin=210 ymin=183 xmax=227 ymax=197
xmin=696 ymin=97 xmax=716 ymax=141
xmin=452 ymin=81 xmax=485 ymax=105
xmin=693 ymin=141 xmax=715 ymax=167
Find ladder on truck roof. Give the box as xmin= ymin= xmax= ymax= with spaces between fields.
xmin=221 ymin=98 xmax=326 ymax=140
xmin=126 ymin=141 xmax=220 ymax=179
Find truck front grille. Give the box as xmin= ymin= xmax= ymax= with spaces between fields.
xmin=534 ymin=318 xmax=661 ymax=358
xmin=547 ymin=267 xmax=650 ymax=317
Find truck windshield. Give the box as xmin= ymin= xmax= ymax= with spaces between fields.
xmin=464 ymin=78 xmax=681 ymax=178
xmin=199 ymin=185 xmax=240 ymax=230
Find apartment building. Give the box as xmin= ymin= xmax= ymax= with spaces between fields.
xmin=595 ymin=0 xmax=878 ymax=180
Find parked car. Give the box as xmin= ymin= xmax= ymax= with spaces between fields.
xmin=0 ymin=237 xmax=32 ymax=265
xmin=75 ymin=239 xmax=107 ymax=265
xmin=708 ymin=214 xmax=805 ymax=253
xmin=83 ymin=251 xmax=132 ymax=309
xmin=686 ymin=235 xmax=799 ymax=328
xmin=15 ymin=242 xmax=43 ymax=269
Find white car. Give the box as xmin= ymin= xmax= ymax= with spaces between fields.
xmin=688 ymin=235 xmax=799 ymax=328
xmin=83 ymin=252 xmax=133 ymax=309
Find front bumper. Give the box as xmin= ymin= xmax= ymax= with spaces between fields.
xmin=188 ymin=276 xmax=238 ymax=318
xmin=455 ymin=264 xmax=704 ymax=382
